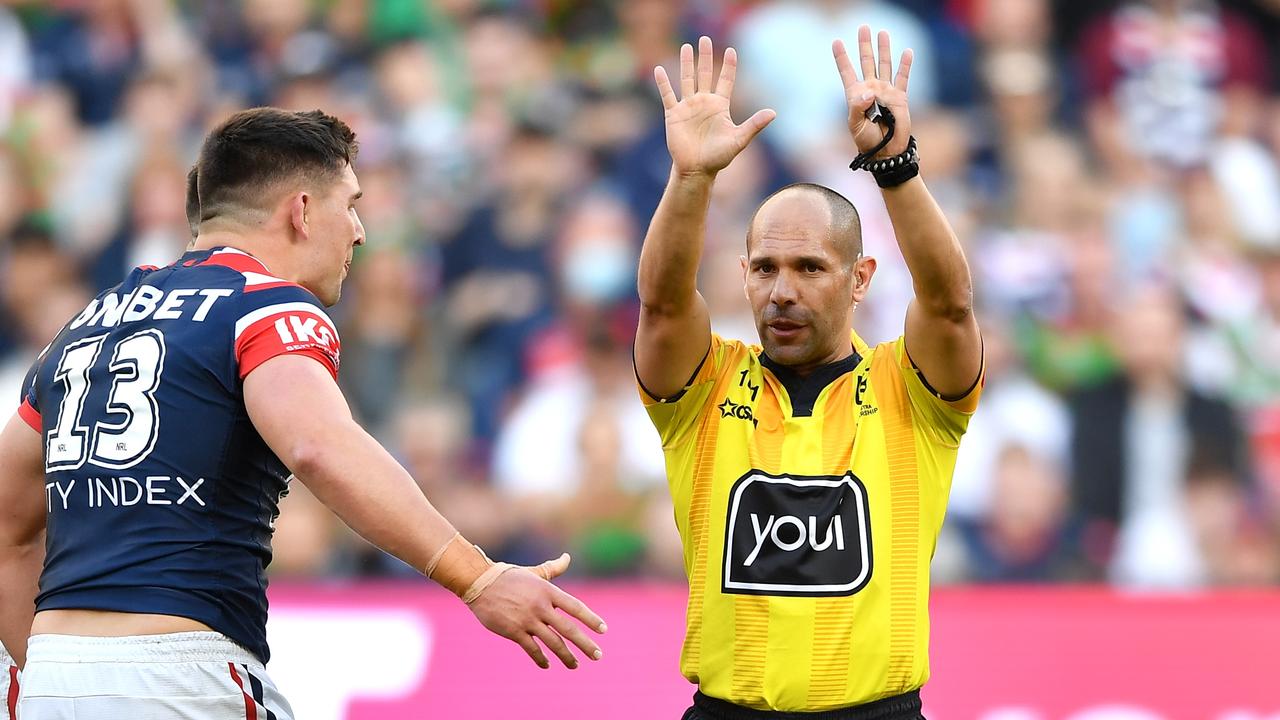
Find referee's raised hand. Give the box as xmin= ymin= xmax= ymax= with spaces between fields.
xmin=467 ymin=553 xmax=608 ymax=670
xmin=834 ymin=25 xmax=914 ymax=159
xmin=654 ymin=35 xmax=775 ymax=179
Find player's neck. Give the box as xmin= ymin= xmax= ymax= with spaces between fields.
xmin=191 ymin=230 xmax=292 ymax=279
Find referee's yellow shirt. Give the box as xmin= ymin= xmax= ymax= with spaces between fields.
xmin=640 ymin=331 xmax=981 ymax=711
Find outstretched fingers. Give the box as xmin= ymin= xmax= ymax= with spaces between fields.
xmin=552 ymin=585 xmax=608 ymax=635
xmin=832 ymin=39 xmax=859 ymax=96
xmin=715 ymin=46 xmax=738 ymax=98
xmin=654 ymin=66 xmax=677 ymax=110
xmin=532 ymin=623 xmax=578 ymax=669
xmin=546 ymin=609 xmax=602 ymax=663
xmin=517 ymin=634 xmax=550 ymax=669
xmin=857 ymin=25 xmax=876 ymax=80
xmin=877 ymin=30 xmax=892 ymax=84
xmin=697 ymin=35 xmax=714 ymax=93
xmin=679 ymin=42 xmax=695 ymax=98
xmin=735 ymin=108 xmax=776 ymax=147
xmin=895 ymin=48 xmax=913 ymax=92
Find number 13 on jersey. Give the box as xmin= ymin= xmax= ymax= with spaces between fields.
xmin=45 ymin=329 xmax=167 ymax=472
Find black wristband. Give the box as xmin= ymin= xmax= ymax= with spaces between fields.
xmin=851 ymin=136 xmax=920 ymax=188
xmin=848 ymin=103 xmax=896 ymax=171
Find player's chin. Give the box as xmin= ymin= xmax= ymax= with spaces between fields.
xmin=320 ymin=282 xmax=343 ymax=307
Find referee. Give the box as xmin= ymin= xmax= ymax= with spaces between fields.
xmin=635 ymin=29 xmax=982 ymax=718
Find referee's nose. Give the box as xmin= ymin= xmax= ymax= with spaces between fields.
xmin=769 ymin=267 xmax=799 ymax=307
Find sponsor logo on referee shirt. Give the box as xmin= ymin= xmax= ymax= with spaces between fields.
xmin=722 ymin=471 xmax=872 ymax=596
xmin=717 ymin=397 xmax=758 ymax=427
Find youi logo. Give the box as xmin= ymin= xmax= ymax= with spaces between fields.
xmin=722 ymin=471 xmax=872 ymax=596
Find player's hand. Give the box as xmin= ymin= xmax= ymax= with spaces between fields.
xmin=467 ymin=553 xmax=608 ymax=670
xmin=654 ymin=36 xmax=775 ymax=178
xmin=834 ymin=26 xmax=913 ymax=159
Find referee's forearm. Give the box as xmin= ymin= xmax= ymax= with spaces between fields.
xmin=881 ymin=177 xmax=973 ymax=318
xmin=637 ymin=170 xmax=715 ymax=314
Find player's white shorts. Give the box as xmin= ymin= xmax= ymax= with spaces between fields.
xmin=17 ymin=632 xmax=293 ymax=720
xmin=1 ymin=645 xmax=17 ymax=720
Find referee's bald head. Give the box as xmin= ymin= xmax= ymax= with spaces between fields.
xmin=746 ymin=183 xmax=862 ymax=267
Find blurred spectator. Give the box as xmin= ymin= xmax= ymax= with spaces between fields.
xmin=28 ymin=0 xmax=195 ymax=125
xmin=952 ymin=445 xmax=1077 ymax=582
xmin=0 ymin=4 xmax=31 ymax=134
xmin=0 ymin=147 xmax=27 ymax=246
xmin=1079 ymin=0 xmax=1271 ymax=177
xmin=269 ymin=483 xmax=349 ymax=578
xmin=1069 ymin=284 xmax=1248 ymax=588
xmin=89 ymin=150 xmax=191 ymax=289
xmin=441 ymin=123 xmax=580 ymax=441
xmin=373 ymin=40 xmax=471 ymax=233
xmin=949 ymin=319 xmax=1070 ymax=524
xmin=340 ymin=243 xmax=422 ymax=433
xmin=335 ymin=398 xmax=530 ymax=575
xmin=977 ymin=133 xmax=1120 ymax=391
xmin=0 ymin=223 xmax=90 ymax=403
xmin=492 ymin=320 xmax=666 ymax=576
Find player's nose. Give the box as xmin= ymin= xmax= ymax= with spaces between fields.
xmin=353 ymin=209 xmax=366 ymax=246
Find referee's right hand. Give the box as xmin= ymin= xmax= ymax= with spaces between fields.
xmin=467 ymin=553 xmax=608 ymax=669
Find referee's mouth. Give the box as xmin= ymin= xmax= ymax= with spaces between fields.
xmin=767 ymin=319 xmax=807 ymax=341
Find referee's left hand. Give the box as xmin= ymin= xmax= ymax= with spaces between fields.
xmin=834 ymin=25 xmax=913 ymax=159
xmin=468 ymin=553 xmax=608 ymax=670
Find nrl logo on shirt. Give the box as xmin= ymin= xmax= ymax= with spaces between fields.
xmin=721 ymin=471 xmax=872 ymax=597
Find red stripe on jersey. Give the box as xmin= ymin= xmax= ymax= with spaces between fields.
xmin=7 ymin=665 xmax=19 ymax=719
xmin=228 ymin=663 xmax=257 ymax=720
xmin=138 ymin=264 xmax=159 ymax=271
xmin=203 ymin=251 xmax=270 ymax=275
xmin=17 ymin=398 xmax=40 ymax=432
xmin=235 ymin=311 xmax=340 ymax=381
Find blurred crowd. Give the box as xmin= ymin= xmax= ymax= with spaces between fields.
xmin=1 ymin=0 xmax=1279 ymax=589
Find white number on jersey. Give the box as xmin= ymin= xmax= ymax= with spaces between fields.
xmin=45 ymin=329 xmax=167 ymax=472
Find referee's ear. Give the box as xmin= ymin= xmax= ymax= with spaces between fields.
xmin=852 ymin=255 xmax=876 ymax=305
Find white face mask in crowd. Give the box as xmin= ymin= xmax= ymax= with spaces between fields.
xmin=561 ymin=240 xmax=635 ymax=303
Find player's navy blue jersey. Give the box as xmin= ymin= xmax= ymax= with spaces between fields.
xmin=17 ymin=246 xmax=341 ymax=663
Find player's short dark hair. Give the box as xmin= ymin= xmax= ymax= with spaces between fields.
xmin=195 ymin=107 xmax=358 ymax=224
xmin=185 ymin=164 xmax=199 ymax=238
xmin=747 ymin=183 xmax=863 ymax=266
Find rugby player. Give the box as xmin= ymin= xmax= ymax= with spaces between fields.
xmin=636 ymin=30 xmax=982 ymax=718
xmin=0 ymin=107 xmax=606 ymax=719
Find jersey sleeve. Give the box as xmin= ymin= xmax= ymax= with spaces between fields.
xmin=892 ymin=335 xmax=984 ymax=448
xmin=232 ymin=286 xmax=342 ymax=382
xmin=637 ymin=333 xmax=738 ymax=448
xmin=17 ymin=352 xmax=43 ymax=432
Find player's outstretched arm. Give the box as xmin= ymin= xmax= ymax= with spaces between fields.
xmin=834 ymin=27 xmax=981 ymax=396
xmin=636 ymin=36 xmax=775 ymax=398
xmin=245 ymin=356 xmax=606 ymax=670
xmin=0 ymin=412 xmax=47 ymax=668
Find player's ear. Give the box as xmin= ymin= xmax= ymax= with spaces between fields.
xmin=740 ymin=254 xmax=750 ymax=300
xmin=288 ymin=192 xmax=310 ymax=241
